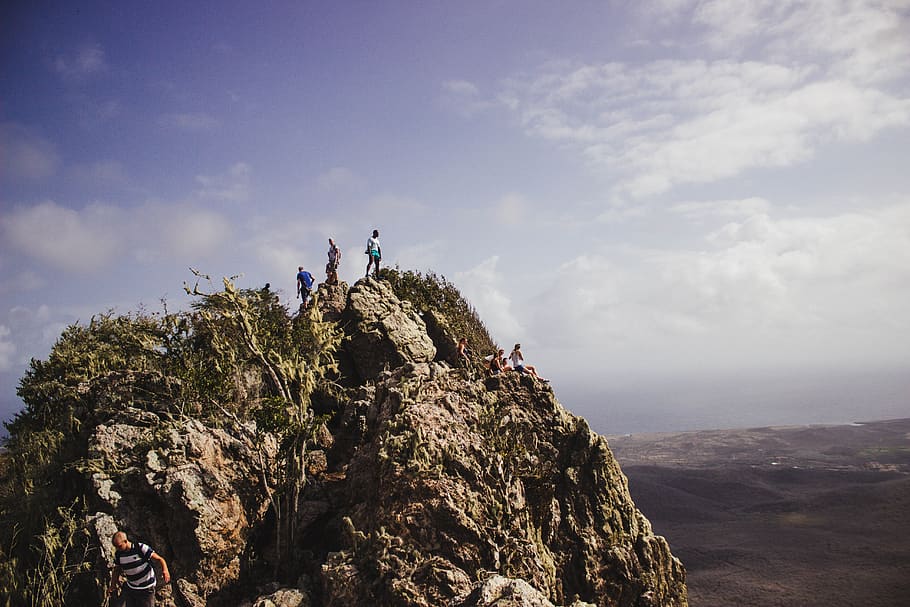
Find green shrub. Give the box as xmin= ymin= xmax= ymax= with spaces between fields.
xmin=381 ymin=268 xmax=495 ymax=357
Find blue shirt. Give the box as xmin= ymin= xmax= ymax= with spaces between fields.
xmin=297 ymin=271 xmax=314 ymax=289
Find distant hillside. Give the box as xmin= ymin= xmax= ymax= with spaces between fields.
xmin=1 ymin=272 xmax=686 ymax=607
xmin=608 ymin=420 xmax=910 ymax=607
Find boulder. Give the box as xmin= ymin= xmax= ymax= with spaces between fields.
xmin=315 ymin=282 xmax=348 ymax=322
xmin=423 ymin=308 xmax=460 ymax=364
xmin=456 ymin=575 xmax=597 ymax=607
xmin=86 ymin=410 xmax=277 ymax=607
xmin=341 ymin=278 xmax=436 ymax=380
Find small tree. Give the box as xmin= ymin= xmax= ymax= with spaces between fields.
xmin=382 ymin=268 xmax=495 ymax=357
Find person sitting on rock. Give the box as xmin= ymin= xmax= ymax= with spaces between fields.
xmin=456 ymin=337 xmax=476 ymax=377
xmin=489 ymin=348 xmax=507 ymax=375
xmin=509 ymin=343 xmax=548 ymax=382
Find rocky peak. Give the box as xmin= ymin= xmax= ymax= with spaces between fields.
xmin=15 ymin=275 xmax=685 ymax=607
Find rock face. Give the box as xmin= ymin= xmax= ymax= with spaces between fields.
xmin=315 ymin=282 xmax=348 ymax=322
xmin=315 ymin=365 xmax=686 ymax=606
xmin=82 ymin=276 xmax=686 ymax=606
xmin=86 ymin=411 xmax=277 ymax=606
xmin=341 ymin=278 xmax=436 ymax=380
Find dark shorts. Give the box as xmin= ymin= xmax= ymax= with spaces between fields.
xmin=514 ymin=364 xmax=527 ymax=374
xmin=301 ymin=287 xmax=311 ymax=300
xmin=115 ymin=587 xmax=155 ymax=607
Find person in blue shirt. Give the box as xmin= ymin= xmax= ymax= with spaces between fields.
xmin=297 ymin=266 xmax=315 ymax=307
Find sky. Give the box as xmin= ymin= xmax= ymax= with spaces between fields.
xmin=2 ymin=0 xmax=909 ymax=434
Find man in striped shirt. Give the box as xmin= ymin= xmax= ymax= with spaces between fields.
xmin=108 ymin=531 xmax=171 ymax=607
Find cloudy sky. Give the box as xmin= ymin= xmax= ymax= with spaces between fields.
xmin=2 ymin=1 xmax=909 ymax=433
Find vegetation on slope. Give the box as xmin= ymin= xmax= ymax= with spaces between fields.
xmin=0 ymin=271 xmax=488 ymax=606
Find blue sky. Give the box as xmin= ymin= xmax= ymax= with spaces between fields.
xmin=2 ymin=1 xmax=909 ymax=432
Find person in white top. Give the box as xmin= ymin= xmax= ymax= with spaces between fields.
xmin=326 ymin=238 xmax=341 ymax=285
xmin=509 ymin=343 xmax=547 ymax=381
xmin=365 ymin=229 xmax=382 ymax=278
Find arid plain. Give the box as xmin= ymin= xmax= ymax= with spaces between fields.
xmin=608 ymin=418 xmax=910 ymax=607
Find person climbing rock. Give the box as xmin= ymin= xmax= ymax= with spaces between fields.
xmin=365 ymin=229 xmax=381 ymax=278
xmin=509 ymin=343 xmax=547 ymax=381
xmin=326 ymin=238 xmax=341 ymax=285
xmin=456 ymin=337 xmax=474 ymax=378
xmin=108 ymin=531 xmax=170 ymax=607
xmin=297 ymin=265 xmax=315 ymax=307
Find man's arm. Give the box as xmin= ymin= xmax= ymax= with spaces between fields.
xmin=150 ymin=552 xmax=171 ymax=584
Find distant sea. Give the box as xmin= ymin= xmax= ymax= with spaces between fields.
xmin=560 ymin=366 xmax=910 ymax=436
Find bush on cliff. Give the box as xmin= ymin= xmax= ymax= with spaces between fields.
xmin=0 ymin=275 xmax=341 ymax=606
xmin=381 ymin=267 xmax=495 ymax=357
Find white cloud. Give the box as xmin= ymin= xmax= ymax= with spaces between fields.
xmin=392 ymin=240 xmax=443 ymax=274
xmin=195 ymin=162 xmax=251 ymax=202
xmin=317 ymin=166 xmax=364 ymax=193
xmin=440 ymin=79 xmax=496 ymax=116
xmin=0 ymin=123 xmax=60 ymax=181
xmin=159 ymin=112 xmax=220 ymax=131
xmin=502 ymin=59 xmax=910 ymax=197
xmin=1 ymin=199 xmax=233 ymax=274
xmin=443 ymin=80 xmax=480 ymax=96
xmin=671 ymin=197 xmax=771 ymax=219
xmin=0 ymin=325 xmax=14 ymax=372
xmin=0 ymin=201 xmax=121 ymax=272
xmin=156 ymin=208 xmax=233 ymax=259
xmin=531 ymin=201 xmax=910 ymax=372
xmin=687 ymin=0 xmax=910 ymax=84
xmin=496 ymin=1 xmax=910 ymax=198
xmin=494 ymin=193 xmax=528 ymax=226
xmin=455 ymin=256 xmax=525 ymax=343
xmin=54 ymin=43 xmax=108 ymax=80
xmin=0 ymin=270 xmax=46 ymax=295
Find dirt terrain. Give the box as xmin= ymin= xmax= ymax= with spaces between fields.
xmin=607 ymin=418 xmax=910 ymax=607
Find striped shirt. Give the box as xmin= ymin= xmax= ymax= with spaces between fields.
xmin=115 ymin=542 xmax=156 ymax=591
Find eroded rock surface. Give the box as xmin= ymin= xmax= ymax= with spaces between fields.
xmin=87 ymin=412 xmax=277 ymax=606
xmin=81 ymin=276 xmax=685 ymax=607
xmin=342 ymin=278 xmax=436 ymax=380
xmin=314 ymin=365 xmax=686 ymax=606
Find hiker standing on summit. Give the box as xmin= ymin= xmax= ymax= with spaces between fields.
xmin=365 ymin=229 xmax=381 ymax=278
xmin=326 ymin=238 xmax=341 ymax=285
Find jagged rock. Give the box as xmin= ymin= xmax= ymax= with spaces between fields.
xmin=72 ymin=272 xmax=684 ymax=606
xmin=251 ymin=588 xmax=309 ymax=607
xmin=315 ymin=368 xmax=687 ymax=606
xmin=423 ymin=308 xmax=459 ymax=363
xmin=316 ymin=282 xmax=348 ymax=322
xmin=341 ymin=278 xmax=436 ymax=380
xmin=86 ymin=412 xmax=277 ymax=607
xmin=456 ymin=575 xmax=597 ymax=607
